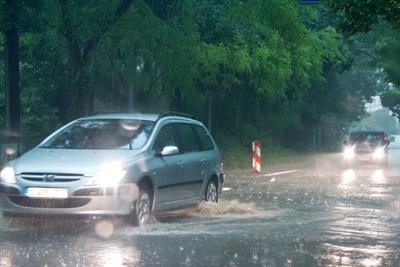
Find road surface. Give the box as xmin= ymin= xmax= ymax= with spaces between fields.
xmin=1 ymin=151 xmax=399 ymax=266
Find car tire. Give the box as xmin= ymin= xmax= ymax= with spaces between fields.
xmin=130 ymin=183 xmax=152 ymax=226
xmin=205 ymin=179 xmax=218 ymax=203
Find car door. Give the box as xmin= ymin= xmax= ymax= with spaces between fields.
xmin=151 ymin=123 xmax=186 ymax=204
xmin=175 ymin=123 xmax=207 ymax=199
xmin=193 ymin=123 xmax=217 ymax=174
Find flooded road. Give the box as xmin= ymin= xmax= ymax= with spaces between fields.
xmin=1 ymin=151 xmax=399 ymax=266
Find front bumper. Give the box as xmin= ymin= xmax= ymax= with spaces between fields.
xmin=0 ymin=183 xmax=138 ymax=217
xmin=344 ymin=152 xmax=388 ymax=166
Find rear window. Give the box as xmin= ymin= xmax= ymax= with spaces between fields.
xmin=194 ymin=124 xmax=215 ymax=151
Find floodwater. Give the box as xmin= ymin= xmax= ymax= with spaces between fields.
xmin=0 ymin=151 xmax=399 ymax=266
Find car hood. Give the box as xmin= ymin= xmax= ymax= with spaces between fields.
xmin=9 ymin=148 xmax=145 ymax=176
xmin=353 ymin=142 xmax=384 ymax=152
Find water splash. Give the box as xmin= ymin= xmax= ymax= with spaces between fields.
xmin=190 ymin=200 xmax=257 ymax=216
xmin=94 ymin=219 xmax=115 ymax=239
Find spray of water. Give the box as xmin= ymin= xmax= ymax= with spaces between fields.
xmin=190 ymin=200 xmax=257 ymax=216
xmin=94 ymin=219 xmax=115 ymax=239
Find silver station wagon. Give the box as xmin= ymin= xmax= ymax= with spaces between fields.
xmin=0 ymin=112 xmax=225 ymax=226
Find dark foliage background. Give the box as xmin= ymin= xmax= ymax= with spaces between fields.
xmin=1 ymin=0 xmax=399 ymax=168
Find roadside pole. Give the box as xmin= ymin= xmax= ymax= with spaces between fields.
xmin=252 ymin=141 xmax=261 ymax=173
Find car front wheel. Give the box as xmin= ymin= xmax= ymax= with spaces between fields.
xmin=205 ymin=179 xmax=218 ymax=203
xmin=130 ymin=183 xmax=152 ymax=226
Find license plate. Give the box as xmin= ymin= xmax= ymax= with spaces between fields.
xmin=24 ymin=187 xmax=68 ymax=198
xmin=359 ymin=156 xmax=370 ymax=161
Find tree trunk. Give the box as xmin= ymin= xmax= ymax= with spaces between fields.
xmin=66 ymin=36 xmax=92 ymax=120
xmin=4 ymin=0 xmax=21 ymax=155
xmin=59 ymin=0 xmax=135 ymax=121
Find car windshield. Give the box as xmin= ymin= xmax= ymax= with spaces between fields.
xmin=39 ymin=119 xmax=155 ymax=150
xmin=350 ymin=132 xmax=382 ymax=143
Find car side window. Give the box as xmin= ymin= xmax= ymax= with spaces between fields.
xmin=194 ymin=124 xmax=215 ymax=151
xmin=176 ymin=123 xmax=199 ymax=153
xmin=153 ymin=124 xmax=178 ymax=154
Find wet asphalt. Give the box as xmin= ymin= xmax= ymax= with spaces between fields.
xmin=0 ymin=151 xmax=399 ymax=266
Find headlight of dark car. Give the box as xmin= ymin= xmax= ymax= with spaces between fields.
xmin=373 ymin=148 xmax=384 ymax=159
xmin=344 ymin=147 xmax=354 ymax=158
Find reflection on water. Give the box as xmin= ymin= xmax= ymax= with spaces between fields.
xmin=97 ymin=247 xmax=141 ymax=267
xmin=102 ymin=251 xmax=123 ymax=266
xmin=360 ymin=258 xmax=382 ymax=267
xmin=320 ymin=168 xmax=398 ymax=266
xmin=341 ymin=169 xmax=355 ymax=185
xmin=0 ymin=253 xmax=12 ymax=267
xmin=317 ymin=202 xmax=397 ymax=266
xmin=320 ymin=242 xmax=388 ymax=267
xmin=372 ymin=170 xmax=384 ymax=183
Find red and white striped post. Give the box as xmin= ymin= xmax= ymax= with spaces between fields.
xmin=252 ymin=140 xmax=261 ymax=173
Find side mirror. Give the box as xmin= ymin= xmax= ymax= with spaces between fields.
xmin=156 ymin=146 xmax=179 ymax=157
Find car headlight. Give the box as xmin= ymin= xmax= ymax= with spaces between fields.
xmin=374 ymin=148 xmax=384 ymax=158
xmin=0 ymin=167 xmax=16 ymax=184
xmin=85 ymin=163 xmax=127 ymax=186
xmin=344 ymin=147 xmax=354 ymax=158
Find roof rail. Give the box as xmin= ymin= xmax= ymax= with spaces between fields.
xmin=158 ymin=111 xmax=197 ymax=120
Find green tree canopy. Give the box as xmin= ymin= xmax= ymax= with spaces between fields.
xmin=1 ymin=0 xmax=373 ymax=152
xmin=326 ymin=0 xmax=400 ymax=120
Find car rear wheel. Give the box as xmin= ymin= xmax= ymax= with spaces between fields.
xmin=130 ymin=183 xmax=152 ymax=226
xmin=205 ymin=179 xmax=218 ymax=203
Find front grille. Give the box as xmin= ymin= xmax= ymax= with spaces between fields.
xmin=8 ymin=196 xmax=90 ymax=209
xmin=20 ymin=173 xmax=84 ymax=183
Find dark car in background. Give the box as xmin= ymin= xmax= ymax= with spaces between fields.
xmin=0 ymin=112 xmax=225 ymax=226
xmin=343 ymin=131 xmax=390 ymax=169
